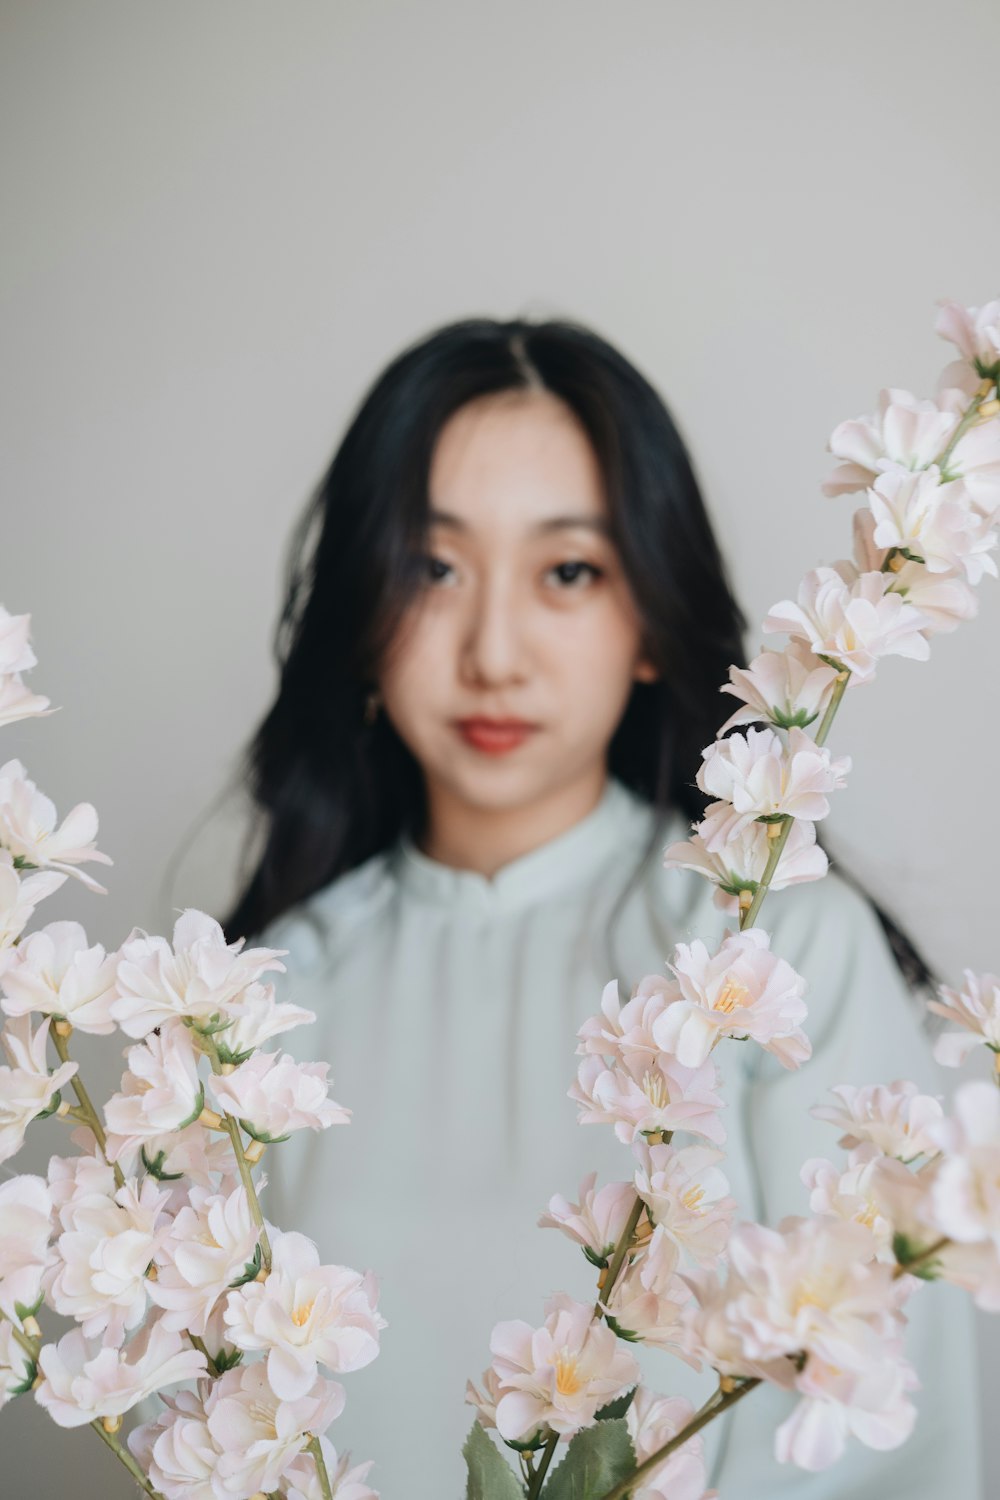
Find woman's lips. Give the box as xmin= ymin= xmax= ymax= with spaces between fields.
xmin=454 ymin=718 xmax=538 ymax=755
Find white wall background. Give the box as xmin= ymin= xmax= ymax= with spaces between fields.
xmin=1 ymin=1 xmax=997 ymax=1494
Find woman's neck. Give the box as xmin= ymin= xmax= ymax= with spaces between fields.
xmin=417 ymin=767 xmax=609 ymax=877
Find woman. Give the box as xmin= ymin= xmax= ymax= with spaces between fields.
xmin=223 ymin=318 xmax=980 ymax=1497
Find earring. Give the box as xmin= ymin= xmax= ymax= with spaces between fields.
xmin=363 ymin=689 xmax=382 ymax=726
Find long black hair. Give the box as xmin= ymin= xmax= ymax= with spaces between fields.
xmin=221 ymin=315 xmax=935 ymax=993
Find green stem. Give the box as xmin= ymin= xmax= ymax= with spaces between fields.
xmin=0 ymin=1306 xmax=40 ymax=1361
xmin=932 ymin=384 xmax=992 ymax=475
xmin=739 ymin=668 xmax=851 ymax=933
xmin=597 ymin=1379 xmax=762 ymax=1500
xmin=894 ymin=1235 xmax=951 ymax=1278
xmin=306 ymin=1433 xmax=334 ymax=1500
xmin=49 ymin=1026 xmax=125 ymax=1190
xmin=197 ymin=1030 xmax=272 ymax=1273
xmin=526 ymin=1431 xmax=559 ymax=1499
xmin=593 ymin=1194 xmax=646 ymax=1318
xmin=90 ymin=1416 xmax=165 ymax=1499
xmin=186 ymin=1332 xmax=219 ymax=1377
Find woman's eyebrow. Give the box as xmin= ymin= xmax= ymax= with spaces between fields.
xmin=427 ymin=508 xmax=611 ymax=536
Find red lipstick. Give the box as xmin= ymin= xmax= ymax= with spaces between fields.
xmin=454 ymin=717 xmax=537 ymax=755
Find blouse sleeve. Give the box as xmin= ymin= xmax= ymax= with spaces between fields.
xmin=726 ymin=868 xmax=984 ymax=1498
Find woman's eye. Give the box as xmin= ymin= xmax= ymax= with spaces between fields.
xmin=545 ymin=560 xmax=603 ymax=588
xmin=424 ymin=556 xmax=457 ymax=586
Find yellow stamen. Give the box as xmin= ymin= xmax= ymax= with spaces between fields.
xmin=292 ymin=1301 xmax=314 ymax=1328
xmin=887 ymin=551 xmax=907 ymax=573
xmin=641 ymin=1070 xmax=670 ymax=1110
xmin=554 ymin=1351 xmax=583 ymax=1396
xmin=681 ymin=1186 xmax=706 ymax=1213
xmin=713 ymin=978 xmax=753 ymax=1015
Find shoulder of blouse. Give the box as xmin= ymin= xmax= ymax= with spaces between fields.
xmin=258 ymin=850 xmax=397 ymax=979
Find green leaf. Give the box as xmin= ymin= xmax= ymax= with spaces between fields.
xmin=463 ymin=1421 xmax=525 ymax=1500
xmin=542 ymin=1420 xmax=636 ymax=1500
xmin=228 ymin=1242 xmax=263 ymax=1288
xmin=595 ymin=1387 xmax=636 ymax=1422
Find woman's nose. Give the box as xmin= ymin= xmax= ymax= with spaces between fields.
xmin=460 ymin=576 xmax=527 ymax=687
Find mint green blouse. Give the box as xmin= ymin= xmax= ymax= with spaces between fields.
xmin=260 ymin=779 xmax=981 ymax=1498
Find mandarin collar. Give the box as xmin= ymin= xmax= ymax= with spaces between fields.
xmin=392 ymin=779 xmax=680 ymax=915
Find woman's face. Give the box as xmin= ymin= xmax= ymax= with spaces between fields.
xmin=378 ymin=389 xmax=656 ymax=824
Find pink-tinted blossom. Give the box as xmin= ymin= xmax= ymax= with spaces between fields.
xmin=633 ymin=1141 xmax=735 ymax=1265
xmin=282 ymin=1433 xmax=379 ymax=1500
xmin=224 ymin=1230 xmax=384 ymax=1399
xmin=763 ymin=568 xmax=930 ymax=681
xmin=654 ymin=928 xmax=810 ymax=1069
xmin=0 ymin=1173 xmax=53 ymax=1319
xmin=205 ymin=1361 xmax=345 ymax=1496
xmin=207 ymin=1050 xmax=350 ymax=1142
xmin=866 ymin=468 xmax=996 ymax=583
xmin=104 ymin=1024 xmax=205 ymax=1169
xmin=0 ymin=1014 xmax=78 ymax=1164
xmin=148 ymin=1181 xmax=262 ymax=1336
xmin=1 ymin=920 xmax=118 ymax=1035
xmin=110 ymin=909 xmax=287 ymax=1038
xmin=538 ymin=1172 xmax=638 ymax=1265
xmin=935 ymin=297 xmax=1000 ymax=371
xmin=927 ymin=969 xmax=1000 ymax=1067
xmin=719 ymin=643 xmax=839 ymax=734
xmin=571 ymin=1049 xmax=725 ymax=1146
xmin=601 ymin=1228 xmax=695 ymax=1359
xmin=0 ymin=759 xmax=111 ymax=892
xmin=812 ymin=1080 xmax=943 ymax=1162
xmin=35 ymin=1319 xmax=207 ymax=1427
xmin=801 ymin=1146 xmax=896 ymax=1261
xmin=626 ymin=1388 xmax=713 ymax=1500
xmin=0 ymin=853 xmax=66 ymax=960
xmin=663 ymin=811 xmax=828 ymax=915
xmin=488 ymin=1291 xmax=640 ymax=1442
xmin=696 ymin=726 xmax=850 ymax=848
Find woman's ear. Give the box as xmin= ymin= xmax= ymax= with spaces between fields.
xmin=633 ymin=655 xmax=659 ymax=684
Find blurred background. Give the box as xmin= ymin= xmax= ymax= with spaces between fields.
xmin=1 ymin=0 xmax=998 ymax=1493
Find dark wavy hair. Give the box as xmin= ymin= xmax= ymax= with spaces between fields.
xmin=221 ymin=315 xmax=934 ymax=993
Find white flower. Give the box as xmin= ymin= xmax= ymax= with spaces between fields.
xmin=716 ymin=1218 xmax=916 ymax=1471
xmin=488 ymin=1291 xmax=640 ymax=1441
xmin=571 ymin=1049 xmax=725 ymax=1146
xmin=849 ymin=509 xmax=978 ymax=634
xmin=0 ymin=852 xmax=66 ymax=959
xmin=0 ymin=1014 xmax=78 ymax=1165
xmin=664 ymin=808 xmax=828 ymax=915
xmin=0 ymin=759 xmax=112 ymax=892
xmin=223 ymin=1230 xmax=384 ymax=1400
xmin=763 ymin=568 xmax=930 ymax=681
xmin=935 ymin=297 xmax=1000 ymax=373
xmin=923 ymin=1083 xmax=1000 ymax=1297
xmin=695 ymin=725 xmax=850 ymax=849
xmin=774 ymin=1346 xmax=918 ymax=1472
xmin=35 ymin=1319 xmax=207 ymax=1427
xmin=0 ymin=609 xmax=38 ymax=675
xmin=601 ymin=1228 xmax=694 ymax=1358
xmin=213 ymin=979 xmax=315 ymax=1065
xmin=633 ymin=1141 xmax=735 ymax=1265
xmin=719 ymin=642 xmax=840 ymax=734
xmin=128 ymin=1385 xmax=221 ymax=1500
xmin=0 ymin=610 xmax=52 ymax=729
xmin=0 ymin=920 xmax=118 ymax=1034
xmin=104 ymin=1024 xmax=206 ymax=1169
xmin=110 ymin=909 xmax=287 ymax=1038
xmin=824 ymin=387 xmax=959 ymax=498
xmin=812 ymin=1080 xmax=943 ymax=1162
xmin=44 ymin=1173 xmax=169 ymax=1342
xmin=136 ymin=1120 xmax=235 ymax=1188
xmin=653 ymin=928 xmax=811 ymax=1070
xmin=282 ymin=1435 xmax=379 ymax=1500
xmin=538 ymin=1173 xmax=638 ymax=1265
xmin=148 ymin=1181 xmax=262 ymax=1336
xmin=465 ymin=1366 xmax=504 ymax=1430
xmin=207 ymin=1050 xmax=350 ymax=1142
xmin=205 ymin=1361 xmax=345 ymax=1497
xmin=0 ymin=675 xmax=52 ymax=729
xmin=866 ymin=467 xmax=997 ymax=583
xmin=801 ymin=1146 xmax=896 ymax=1260
xmin=625 ymin=1388 xmax=711 ymax=1500
xmin=927 ymin=969 xmax=1000 ymax=1066
xmin=0 ymin=1320 xmax=36 ymax=1410
xmin=0 ymin=1174 xmax=53 ymax=1319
